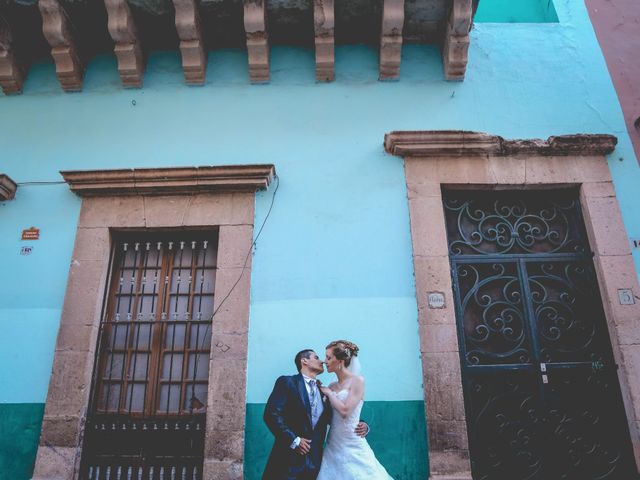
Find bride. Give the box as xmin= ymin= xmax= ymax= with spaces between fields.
xmin=316 ymin=340 xmax=393 ymax=480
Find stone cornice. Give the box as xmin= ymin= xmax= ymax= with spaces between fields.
xmin=39 ymin=0 xmax=84 ymax=91
xmin=384 ymin=131 xmax=618 ymax=157
xmin=379 ymin=0 xmax=404 ymax=80
xmin=0 ymin=1 xmax=473 ymax=90
xmin=173 ymin=0 xmax=207 ymax=84
xmin=314 ymin=0 xmax=335 ymax=82
xmin=60 ymin=165 xmax=275 ymax=196
xmin=443 ymin=0 xmax=472 ymax=81
xmin=0 ymin=174 xmax=18 ymax=200
xmin=105 ymin=0 xmax=145 ymax=88
xmin=244 ymin=0 xmax=269 ymax=83
xmin=0 ymin=20 xmax=25 ymax=95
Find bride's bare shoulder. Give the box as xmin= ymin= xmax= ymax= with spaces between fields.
xmin=351 ymin=375 xmax=365 ymax=386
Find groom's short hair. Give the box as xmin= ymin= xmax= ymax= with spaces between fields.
xmin=295 ymin=349 xmax=315 ymax=372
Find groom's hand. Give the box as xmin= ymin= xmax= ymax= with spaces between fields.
xmin=295 ymin=438 xmax=311 ymax=455
xmin=354 ymin=421 xmax=369 ymax=437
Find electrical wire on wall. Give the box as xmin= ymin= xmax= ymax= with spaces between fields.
xmin=16 ymin=181 xmax=66 ymax=186
xmin=188 ymin=173 xmax=280 ymax=410
xmin=13 ymin=172 xmax=281 ymax=412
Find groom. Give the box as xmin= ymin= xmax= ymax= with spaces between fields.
xmin=262 ymin=349 xmax=368 ymax=480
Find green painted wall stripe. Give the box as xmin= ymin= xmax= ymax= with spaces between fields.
xmin=1 ymin=401 xmax=428 ymax=479
xmin=245 ymin=400 xmax=429 ymax=479
xmin=0 ymin=403 xmax=44 ymax=480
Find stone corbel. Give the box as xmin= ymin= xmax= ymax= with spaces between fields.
xmin=243 ymin=0 xmax=269 ymax=83
xmin=0 ymin=19 xmax=24 ymax=94
xmin=0 ymin=174 xmax=17 ymax=200
xmin=38 ymin=0 xmax=84 ymax=91
xmin=173 ymin=0 xmax=206 ymax=85
xmin=314 ymin=0 xmax=334 ymax=82
xmin=379 ymin=0 xmax=404 ymax=80
xmin=443 ymin=0 xmax=472 ymax=81
xmin=104 ymin=0 xmax=144 ymax=88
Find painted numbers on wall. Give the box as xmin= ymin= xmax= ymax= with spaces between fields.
xmin=427 ymin=292 xmax=446 ymax=309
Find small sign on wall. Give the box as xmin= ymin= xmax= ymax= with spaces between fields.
xmin=618 ymin=289 xmax=636 ymax=306
xmin=427 ymin=292 xmax=446 ymax=309
xmin=20 ymin=246 xmax=33 ymax=256
xmin=632 ymin=239 xmax=640 ymax=250
xmin=21 ymin=227 xmax=40 ymax=240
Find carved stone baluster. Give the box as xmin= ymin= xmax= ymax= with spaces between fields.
xmin=0 ymin=18 xmax=24 ymax=94
xmin=443 ymin=0 xmax=472 ymax=81
xmin=379 ymin=0 xmax=404 ymax=80
xmin=243 ymin=0 xmax=269 ymax=83
xmin=38 ymin=0 xmax=83 ymax=91
xmin=104 ymin=0 xmax=144 ymax=88
xmin=314 ymin=0 xmax=334 ymax=82
xmin=173 ymin=0 xmax=206 ymax=84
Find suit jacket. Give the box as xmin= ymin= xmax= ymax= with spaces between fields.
xmin=263 ymin=374 xmax=332 ymax=480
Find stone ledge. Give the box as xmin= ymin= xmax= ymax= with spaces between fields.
xmin=60 ymin=164 xmax=275 ymax=196
xmin=429 ymin=475 xmax=473 ymax=480
xmin=384 ymin=131 xmax=618 ymax=157
xmin=0 ymin=173 xmax=18 ymax=200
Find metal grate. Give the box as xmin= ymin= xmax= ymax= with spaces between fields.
xmin=443 ymin=189 xmax=589 ymax=256
xmin=81 ymin=232 xmax=217 ymax=480
xmin=444 ymin=190 xmax=637 ymax=479
xmin=86 ymin=464 xmax=201 ymax=480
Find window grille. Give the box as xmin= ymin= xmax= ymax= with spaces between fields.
xmin=80 ymin=232 xmax=217 ymax=480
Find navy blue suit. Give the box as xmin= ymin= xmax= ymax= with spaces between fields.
xmin=263 ymin=374 xmax=332 ymax=480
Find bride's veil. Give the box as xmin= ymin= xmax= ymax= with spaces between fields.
xmin=347 ymin=356 xmax=362 ymax=376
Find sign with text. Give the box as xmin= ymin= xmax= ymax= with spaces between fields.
xmin=632 ymin=239 xmax=640 ymax=250
xmin=21 ymin=227 xmax=40 ymax=240
xmin=427 ymin=292 xmax=446 ymax=309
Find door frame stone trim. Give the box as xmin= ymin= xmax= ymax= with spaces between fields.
xmin=32 ymin=164 xmax=276 ymax=480
xmin=385 ymin=130 xmax=640 ymax=479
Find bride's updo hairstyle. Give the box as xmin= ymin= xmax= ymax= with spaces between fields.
xmin=326 ymin=340 xmax=359 ymax=368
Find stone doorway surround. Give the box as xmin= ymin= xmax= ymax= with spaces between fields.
xmin=384 ymin=131 xmax=640 ymax=479
xmin=32 ymin=165 xmax=275 ymax=480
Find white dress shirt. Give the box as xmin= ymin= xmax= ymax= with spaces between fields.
xmin=290 ymin=374 xmax=324 ymax=449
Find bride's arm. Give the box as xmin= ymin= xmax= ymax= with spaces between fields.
xmin=325 ymin=376 xmax=365 ymax=418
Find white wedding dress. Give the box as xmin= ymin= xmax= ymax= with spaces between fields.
xmin=316 ymin=389 xmax=394 ymax=480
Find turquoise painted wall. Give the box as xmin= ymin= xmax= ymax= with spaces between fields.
xmin=1 ymin=0 xmax=639 ymax=478
xmin=475 ymin=0 xmax=559 ymax=23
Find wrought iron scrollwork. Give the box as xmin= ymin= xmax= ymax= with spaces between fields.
xmin=469 ymin=371 xmax=633 ymax=479
xmin=456 ymin=262 xmax=531 ymax=366
xmin=468 ymin=373 xmax=543 ymax=479
xmin=527 ymin=261 xmax=606 ymax=363
xmin=445 ymin=190 xmax=636 ymax=479
xmin=444 ymin=191 xmax=588 ymax=256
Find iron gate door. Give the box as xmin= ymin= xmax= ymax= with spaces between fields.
xmin=444 ymin=190 xmax=637 ymax=479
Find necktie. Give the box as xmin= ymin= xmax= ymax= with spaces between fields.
xmin=308 ymin=379 xmax=322 ymax=428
